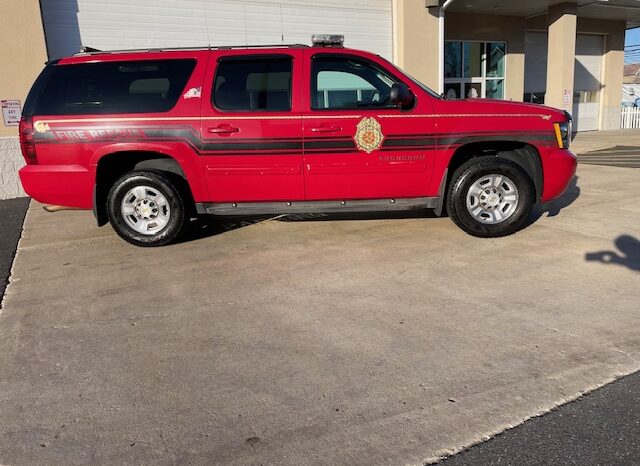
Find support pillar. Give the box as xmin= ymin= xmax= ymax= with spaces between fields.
xmin=545 ymin=3 xmax=577 ymax=112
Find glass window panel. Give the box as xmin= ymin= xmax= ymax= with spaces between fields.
xmin=486 ymin=79 xmax=504 ymax=99
xmin=444 ymin=42 xmax=462 ymax=78
xmin=311 ymin=56 xmax=395 ymax=109
xmin=214 ymin=58 xmax=292 ymax=111
xmin=464 ymin=82 xmax=482 ymax=99
xmin=444 ymin=82 xmax=461 ymax=99
xmin=463 ymin=42 xmax=482 ymax=78
xmin=486 ymin=43 xmax=505 ymax=78
xmin=37 ymin=59 xmax=196 ymax=115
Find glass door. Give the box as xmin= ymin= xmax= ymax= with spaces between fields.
xmin=444 ymin=41 xmax=506 ymax=100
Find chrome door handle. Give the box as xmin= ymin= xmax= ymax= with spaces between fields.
xmin=310 ymin=125 xmax=342 ymax=133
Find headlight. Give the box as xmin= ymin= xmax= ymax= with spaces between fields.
xmin=553 ymin=121 xmax=571 ymax=149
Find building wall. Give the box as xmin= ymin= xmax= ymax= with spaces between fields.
xmin=393 ymin=0 xmax=440 ymax=91
xmin=0 ymin=0 xmax=48 ymax=198
xmin=445 ymin=13 xmax=526 ymax=102
xmin=526 ymin=14 xmax=625 ymax=130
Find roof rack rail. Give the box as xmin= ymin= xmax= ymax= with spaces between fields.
xmin=78 ymin=46 xmax=102 ymax=53
xmin=73 ymin=43 xmax=309 ymax=56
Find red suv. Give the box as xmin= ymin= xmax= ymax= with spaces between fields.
xmin=19 ymin=35 xmax=576 ymax=246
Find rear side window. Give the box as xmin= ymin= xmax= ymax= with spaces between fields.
xmin=36 ymin=59 xmax=196 ymax=115
xmin=213 ymin=57 xmax=292 ymax=111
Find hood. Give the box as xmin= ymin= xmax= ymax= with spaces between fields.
xmin=439 ymin=98 xmax=569 ymax=122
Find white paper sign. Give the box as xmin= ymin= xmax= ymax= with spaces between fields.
xmin=563 ymin=89 xmax=571 ymax=106
xmin=1 ymin=100 xmax=21 ymax=126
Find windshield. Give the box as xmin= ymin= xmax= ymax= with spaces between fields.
xmin=379 ymin=57 xmax=442 ymax=99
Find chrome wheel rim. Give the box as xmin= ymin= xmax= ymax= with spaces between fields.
xmin=466 ymin=174 xmax=519 ymax=224
xmin=121 ymin=185 xmax=170 ymax=235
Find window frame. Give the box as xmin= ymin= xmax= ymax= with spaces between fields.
xmin=211 ymin=54 xmax=294 ymax=113
xmin=309 ymin=53 xmax=407 ymax=111
xmin=443 ymin=40 xmax=507 ymax=100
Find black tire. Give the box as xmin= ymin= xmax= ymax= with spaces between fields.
xmin=107 ymin=171 xmax=186 ymax=247
xmin=447 ymin=156 xmax=535 ymax=238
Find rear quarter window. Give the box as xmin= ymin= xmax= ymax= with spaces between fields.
xmin=35 ymin=59 xmax=196 ymax=115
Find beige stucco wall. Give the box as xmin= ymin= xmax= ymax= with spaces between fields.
xmin=393 ymin=0 xmax=440 ymax=91
xmin=600 ymin=25 xmax=625 ymax=130
xmin=544 ymin=3 xmax=578 ymax=112
xmin=0 ymin=0 xmax=48 ymax=138
xmin=0 ymin=0 xmax=47 ymax=198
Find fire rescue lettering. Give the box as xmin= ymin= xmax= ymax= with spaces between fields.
xmin=53 ymin=128 xmax=145 ymax=141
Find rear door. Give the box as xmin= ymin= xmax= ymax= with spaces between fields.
xmin=201 ymin=50 xmax=304 ymax=202
xmin=301 ymin=51 xmax=435 ymax=200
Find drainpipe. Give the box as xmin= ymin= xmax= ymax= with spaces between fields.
xmin=438 ymin=0 xmax=456 ymax=94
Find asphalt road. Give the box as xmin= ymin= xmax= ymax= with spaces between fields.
xmin=0 ymin=197 xmax=29 ymax=306
xmin=442 ymin=370 xmax=640 ymax=465
xmin=578 ymin=145 xmax=640 ymax=168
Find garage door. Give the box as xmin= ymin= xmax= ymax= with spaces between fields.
xmin=573 ymin=34 xmax=603 ymax=132
xmin=41 ymin=0 xmax=392 ymax=60
xmin=524 ymin=32 xmax=548 ymax=105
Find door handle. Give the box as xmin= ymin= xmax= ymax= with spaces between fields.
xmin=208 ymin=124 xmax=239 ymax=134
xmin=310 ymin=125 xmax=342 ymax=133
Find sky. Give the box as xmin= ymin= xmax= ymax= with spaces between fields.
xmin=625 ymin=27 xmax=640 ymax=64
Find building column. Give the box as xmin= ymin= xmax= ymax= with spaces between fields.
xmin=394 ymin=0 xmax=440 ymax=92
xmin=601 ymin=25 xmax=625 ymax=130
xmin=545 ymin=3 xmax=577 ymax=112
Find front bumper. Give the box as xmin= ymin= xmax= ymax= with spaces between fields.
xmin=540 ymin=148 xmax=577 ymax=203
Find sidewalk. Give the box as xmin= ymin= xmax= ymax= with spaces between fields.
xmin=571 ymin=129 xmax=640 ymax=154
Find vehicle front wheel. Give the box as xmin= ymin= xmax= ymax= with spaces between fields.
xmin=107 ymin=171 xmax=186 ymax=247
xmin=447 ymin=156 xmax=535 ymax=238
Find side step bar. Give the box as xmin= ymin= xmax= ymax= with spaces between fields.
xmin=195 ymin=197 xmax=439 ymax=216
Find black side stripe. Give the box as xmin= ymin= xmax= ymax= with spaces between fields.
xmin=34 ymin=125 xmax=557 ymax=155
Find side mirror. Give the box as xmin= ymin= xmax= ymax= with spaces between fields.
xmin=390 ymin=82 xmax=415 ymax=110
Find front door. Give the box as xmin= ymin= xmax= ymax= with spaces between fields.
xmin=201 ymin=51 xmax=304 ymax=202
xmin=302 ymin=52 xmax=436 ymax=200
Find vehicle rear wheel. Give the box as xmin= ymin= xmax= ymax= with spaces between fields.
xmin=447 ymin=156 xmax=535 ymax=238
xmin=107 ymin=171 xmax=186 ymax=247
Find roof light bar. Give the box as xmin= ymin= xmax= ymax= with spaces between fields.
xmin=311 ymin=34 xmax=344 ymax=47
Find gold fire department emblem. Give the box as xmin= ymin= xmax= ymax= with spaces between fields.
xmin=354 ymin=116 xmax=384 ymax=153
xmin=34 ymin=121 xmax=50 ymax=133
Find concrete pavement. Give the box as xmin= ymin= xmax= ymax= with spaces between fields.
xmin=571 ymin=129 xmax=640 ymax=154
xmin=0 ymin=164 xmax=639 ymax=465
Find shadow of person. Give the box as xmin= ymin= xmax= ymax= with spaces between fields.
xmin=585 ymin=235 xmax=640 ymax=273
xmin=529 ymin=175 xmax=580 ymax=226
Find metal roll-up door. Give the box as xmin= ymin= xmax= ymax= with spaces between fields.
xmin=573 ymin=34 xmax=603 ymax=132
xmin=524 ymin=32 xmax=548 ymax=105
xmin=41 ymin=0 xmax=392 ymax=60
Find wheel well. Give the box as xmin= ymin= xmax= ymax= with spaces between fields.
xmin=445 ymin=141 xmax=543 ymax=201
xmin=94 ymin=151 xmax=193 ymax=226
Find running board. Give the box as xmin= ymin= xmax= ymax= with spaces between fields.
xmin=195 ymin=197 xmax=439 ymax=216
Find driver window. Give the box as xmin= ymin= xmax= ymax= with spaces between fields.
xmin=311 ymin=56 xmax=395 ymax=110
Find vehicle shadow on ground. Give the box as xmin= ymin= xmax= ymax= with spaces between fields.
xmin=175 ymin=215 xmax=275 ymax=244
xmin=277 ymin=209 xmax=438 ymax=223
xmin=528 ymin=175 xmax=580 ymax=225
xmin=177 ymin=177 xmax=580 ymax=245
xmin=585 ymin=235 xmax=640 ymax=273
xmin=176 ymin=210 xmax=439 ymax=244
